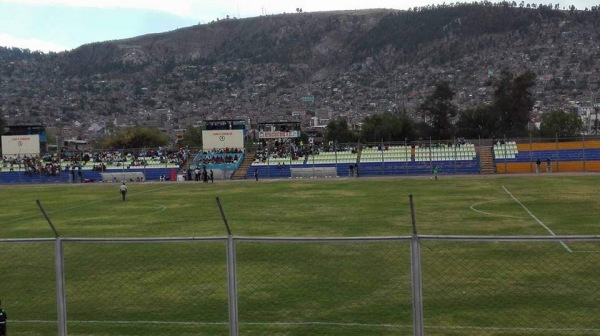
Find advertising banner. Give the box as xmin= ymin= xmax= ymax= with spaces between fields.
xmin=259 ymin=130 xmax=300 ymax=139
xmin=202 ymin=130 xmax=244 ymax=150
xmin=1 ymin=134 xmax=41 ymax=157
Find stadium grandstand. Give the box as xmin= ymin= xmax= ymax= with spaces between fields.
xmin=245 ymin=121 xmax=326 ymax=179
xmin=494 ymin=139 xmax=600 ymax=173
xmin=187 ymin=119 xmax=247 ymax=181
xmin=245 ymin=136 xmax=600 ymax=179
xmin=247 ymin=136 xmax=480 ymax=179
xmin=3 ymin=126 xmax=600 ymax=184
xmin=0 ymin=147 xmax=186 ymax=184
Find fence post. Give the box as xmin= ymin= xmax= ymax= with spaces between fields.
xmin=529 ymin=133 xmax=533 ymax=173
xmin=409 ymin=195 xmax=425 ymax=336
xmin=453 ymin=137 xmax=457 ymax=174
xmin=381 ymin=139 xmax=385 ymax=176
xmin=55 ymin=237 xmax=67 ymax=336
xmin=311 ymin=152 xmax=315 ymax=178
xmin=334 ymin=140 xmax=338 ymax=175
xmin=555 ymin=133 xmax=559 ymax=173
xmin=428 ymin=138 xmax=432 ymax=170
xmin=226 ymin=236 xmax=239 ymax=336
xmin=504 ymin=134 xmax=507 ymax=174
xmin=405 ymin=139 xmax=409 ymax=176
xmin=582 ymin=134 xmax=586 ymax=172
xmin=217 ymin=197 xmax=239 ymax=336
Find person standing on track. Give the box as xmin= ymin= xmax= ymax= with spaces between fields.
xmin=119 ymin=182 xmax=128 ymax=201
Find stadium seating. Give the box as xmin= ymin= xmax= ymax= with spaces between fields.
xmin=247 ymin=144 xmax=480 ymax=178
xmin=493 ymin=141 xmax=600 ymax=173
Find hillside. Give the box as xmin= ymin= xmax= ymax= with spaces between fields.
xmin=1 ymin=3 xmax=599 ymax=141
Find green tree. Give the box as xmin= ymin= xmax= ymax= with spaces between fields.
xmin=456 ymin=105 xmax=500 ymax=138
xmin=492 ymin=70 xmax=536 ymax=137
xmin=180 ymin=126 xmax=203 ymax=148
xmin=419 ymin=81 xmax=457 ymax=139
xmin=0 ymin=116 xmax=6 ymax=135
xmin=539 ymin=110 xmax=583 ymax=137
xmin=0 ymin=116 xmax=5 ymax=154
xmin=100 ymin=127 xmax=169 ymax=148
xmin=325 ymin=117 xmax=356 ymax=143
xmin=360 ymin=112 xmax=416 ymax=142
xmin=299 ymin=131 xmax=310 ymax=146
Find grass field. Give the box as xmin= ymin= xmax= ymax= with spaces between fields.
xmin=1 ymin=175 xmax=599 ymax=335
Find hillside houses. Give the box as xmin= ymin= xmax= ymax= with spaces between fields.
xmin=1 ymin=6 xmax=600 ymax=142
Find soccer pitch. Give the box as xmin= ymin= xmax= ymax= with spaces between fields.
xmin=1 ymin=175 xmax=599 ymax=335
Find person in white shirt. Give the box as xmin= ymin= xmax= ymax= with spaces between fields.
xmin=119 ymin=182 xmax=128 ymax=201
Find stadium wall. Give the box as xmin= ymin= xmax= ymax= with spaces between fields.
xmin=495 ymin=140 xmax=600 ymax=173
xmin=0 ymin=167 xmax=176 ymax=184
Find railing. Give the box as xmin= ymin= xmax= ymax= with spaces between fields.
xmin=2 ymin=234 xmax=598 ymax=336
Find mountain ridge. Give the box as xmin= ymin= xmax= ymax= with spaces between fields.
xmin=1 ymin=3 xmax=599 ymax=140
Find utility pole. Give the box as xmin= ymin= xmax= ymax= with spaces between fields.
xmin=592 ymin=97 xmax=599 ymax=135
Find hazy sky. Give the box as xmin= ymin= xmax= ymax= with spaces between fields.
xmin=1 ymin=0 xmax=598 ymax=52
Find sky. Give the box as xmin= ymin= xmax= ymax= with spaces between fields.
xmin=0 ymin=0 xmax=598 ymax=53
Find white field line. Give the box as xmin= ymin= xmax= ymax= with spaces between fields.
xmin=426 ymin=325 xmax=600 ymax=333
xmin=12 ymin=320 xmax=600 ymax=333
xmin=469 ymin=200 xmax=528 ymax=218
xmin=12 ymin=320 xmax=410 ymax=328
xmin=502 ymin=185 xmax=572 ymax=253
xmin=1 ymin=185 xmax=174 ymax=225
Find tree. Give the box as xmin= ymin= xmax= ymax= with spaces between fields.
xmin=456 ymin=105 xmax=501 ymax=138
xmin=100 ymin=126 xmax=169 ymax=148
xmin=539 ymin=110 xmax=583 ymax=138
xmin=299 ymin=131 xmax=309 ymax=146
xmin=180 ymin=125 xmax=203 ymax=148
xmin=419 ymin=81 xmax=457 ymax=140
xmin=492 ymin=70 xmax=536 ymax=137
xmin=325 ymin=117 xmax=356 ymax=143
xmin=360 ymin=112 xmax=416 ymax=142
xmin=0 ymin=116 xmax=6 ymax=135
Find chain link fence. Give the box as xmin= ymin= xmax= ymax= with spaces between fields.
xmin=62 ymin=239 xmax=229 ymax=335
xmin=1 ymin=236 xmax=599 ymax=336
xmin=235 ymin=239 xmax=413 ymax=335
xmin=420 ymin=238 xmax=600 ymax=335
xmin=0 ymin=240 xmax=58 ymax=335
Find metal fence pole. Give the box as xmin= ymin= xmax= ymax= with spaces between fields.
xmin=381 ymin=139 xmax=385 ymax=176
xmin=226 ymin=236 xmax=239 ymax=336
xmin=453 ymin=137 xmax=457 ymax=174
xmin=529 ymin=133 xmax=534 ymax=173
xmin=504 ymin=134 xmax=507 ymax=174
xmin=405 ymin=140 xmax=409 ymax=175
xmin=409 ymin=195 xmax=424 ymax=336
xmin=582 ymin=133 xmax=586 ymax=172
xmin=334 ymin=140 xmax=338 ymax=175
xmin=55 ymin=237 xmax=67 ymax=336
xmin=410 ymin=235 xmax=424 ymax=336
xmin=217 ymin=196 xmax=239 ymax=336
xmin=555 ymin=133 xmax=559 ymax=173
